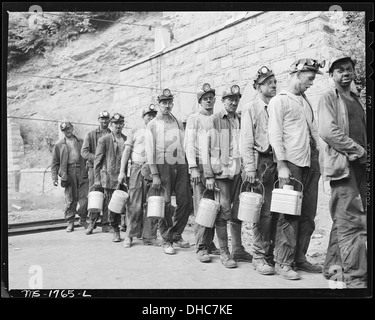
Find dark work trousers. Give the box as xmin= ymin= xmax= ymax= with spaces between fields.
xmin=251 ymin=153 xmax=279 ymax=264
xmin=87 ymin=167 xmax=109 ymax=226
xmin=323 ymin=160 xmax=367 ymax=288
xmin=273 ymin=146 xmax=320 ymax=266
xmin=127 ymin=163 xmax=158 ymax=240
xmin=192 ymin=163 xmax=215 ymax=253
xmin=157 ymin=163 xmax=192 ymax=244
xmin=64 ymin=166 xmax=88 ymax=222
xmin=214 ymin=174 xmax=245 ymax=254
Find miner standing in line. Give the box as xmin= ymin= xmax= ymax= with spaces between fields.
xmin=240 ymin=66 xmax=278 ymax=275
xmin=94 ymin=113 xmax=127 ymax=242
xmin=81 ymin=110 xmax=112 ymax=234
xmin=52 ymin=121 xmax=89 ymax=232
xmin=318 ymin=55 xmax=367 ymax=288
xmin=145 ymin=89 xmax=192 ymax=255
xmin=268 ymin=59 xmax=324 ymax=280
xmin=118 ymin=104 xmax=160 ymax=248
xmin=185 ymin=83 xmax=220 ymax=263
xmin=204 ymin=85 xmax=253 ymax=268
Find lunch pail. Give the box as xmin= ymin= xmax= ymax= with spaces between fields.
xmin=195 ymin=188 xmax=221 ymax=228
xmin=87 ymin=185 xmax=104 ymax=213
xmin=238 ymin=180 xmax=264 ymax=223
xmin=147 ymin=185 xmax=166 ymax=218
xmin=270 ymin=178 xmax=303 ymax=216
xmin=108 ymin=183 xmax=129 ymax=214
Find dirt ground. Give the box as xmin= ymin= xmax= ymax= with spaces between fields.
xmin=7 ymin=169 xmax=331 ymax=270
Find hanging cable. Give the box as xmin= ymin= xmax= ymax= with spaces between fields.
xmin=7 ymin=115 xmax=97 ymax=126
xmin=9 ymin=72 xmax=206 ymax=96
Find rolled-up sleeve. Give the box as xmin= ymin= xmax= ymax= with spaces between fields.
xmin=268 ymin=97 xmax=286 ymax=161
xmin=240 ymin=107 xmax=257 ymax=172
xmin=145 ymin=121 xmax=158 ymax=175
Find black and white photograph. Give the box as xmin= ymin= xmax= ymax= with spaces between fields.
xmin=2 ymin=2 xmax=373 ymax=304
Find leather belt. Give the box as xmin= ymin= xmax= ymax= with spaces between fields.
xmin=68 ymin=163 xmax=80 ymax=167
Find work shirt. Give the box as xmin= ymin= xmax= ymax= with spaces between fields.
xmin=185 ymin=111 xmax=211 ymax=169
xmin=241 ymin=96 xmax=272 ymax=172
xmin=126 ymin=124 xmax=147 ymax=164
xmin=268 ymin=90 xmax=319 ymax=167
xmin=65 ymin=136 xmax=80 ymax=164
xmin=145 ymin=113 xmax=186 ymax=175
xmin=203 ymin=109 xmax=241 ymax=179
xmin=342 ymin=95 xmax=366 ymax=148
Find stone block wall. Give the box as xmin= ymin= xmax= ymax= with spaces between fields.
xmin=115 ymin=11 xmax=346 ymax=133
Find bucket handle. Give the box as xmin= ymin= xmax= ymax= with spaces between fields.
xmin=273 ymin=177 xmax=303 ymax=193
xmin=89 ymin=184 xmax=103 ymax=192
xmin=240 ymin=179 xmax=265 ymax=199
xmin=147 ymin=185 xmax=166 ymax=199
xmin=116 ymin=182 xmax=128 ymax=192
xmin=202 ymin=187 xmax=221 ymax=200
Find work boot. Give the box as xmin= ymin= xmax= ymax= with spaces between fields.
xmin=275 ymin=263 xmax=300 ymax=280
xmin=220 ymin=249 xmax=237 ymax=268
xmin=208 ymin=242 xmax=220 ymax=255
xmin=86 ymin=222 xmax=94 ymax=235
xmin=252 ymin=258 xmax=275 ymax=275
xmin=113 ymin=231 xmax=121 ymax=242
xmin=66 ymin=221 xmax=74 ymax=232
xmin=123 ymin=237 xmax=132 ymax=248
xmin=232 ymin=249 xmax=253 ymax=263
xmin=294 ymin=261 xmax=323 ymax=273
xmin=79 ymin=218 xmax=88 ymax=229
xmin=197 ymin=250 xmax=211 ymax=263
xmin=163 ymin=243 xmax=176 ymax=255
xmin=173 ymin=238 xmax=190 ymax=248
xmin=102 ymin=224 xmax=111 ymax=233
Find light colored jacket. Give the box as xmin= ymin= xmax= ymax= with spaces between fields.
xmin=268 ymin=90 xmax=319 ymax=167
xmin=240 ymin=96 xmax=271 ymax=172
xmin=317 ymin=88 xmax=366 ymax=181
xmin=203 ymin=109 xmax=241 ymax=179
xmin=184 ymin=111 xmax=211 ymax=169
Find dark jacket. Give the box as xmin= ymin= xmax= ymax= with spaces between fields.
xmin=51 ymin=135 xmax=88 ymax=182
xmin=94 ymin=132 xmax=127 ymax=189
xmin=318 ymin=88 xmax=366 ymax=181
xmin=81 ymin=127 xmax=111 ymax=168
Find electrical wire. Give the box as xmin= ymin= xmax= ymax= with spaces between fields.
xmin=9 ymin=72 xmax=206 ymax=96
xmin=7 ymin=115 xmax=97 ymax=126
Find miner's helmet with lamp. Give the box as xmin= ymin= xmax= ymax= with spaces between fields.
xmin=60 ymin=121 xmax=73 ymax=131
xmin=221 ymin=85 xmax=242 ymax=100
xmin=197 ymin=83 xmax=216 ymax=103
xmin=327 ymin=55 xmax=356 ymax=74
xmin=289 ymin=58 xmax=325 ymax=75
xmin=142 ymin=104 xmax=157 ymax=117
xmin=98 ymin=110 xmax=110 ymax=119
xmin=110 ymin=112 xmax=125 ymax=123
xmin=157 ymin=88 xmax=174 ymax=102
xmin=253 ymin=66 xmax=275 ymax=89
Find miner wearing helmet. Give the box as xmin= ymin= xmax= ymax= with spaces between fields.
xmin=145 ymin=88 xmax=193 ymax=255
xmin=117 ymin=104 xmax=160 ymax=248
xmin=318 ymin=55 xmax=367 ymax=288
xmin=268 ymin=58 xmax=324 ymax=280
xmin=185 ymin=83 xmax=220 ymax=263
xmin=94 ymin=113 xmax=127 ymax=242
xmin=203 ymin=84 xmax=253 ymax=269
xmin=240 ymin=66 xmax=278 ymax=276
xmin=51 ymin=121 xmax=89 ymax=232
xmin=81 ymin=110 xmax=112 ymax=234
